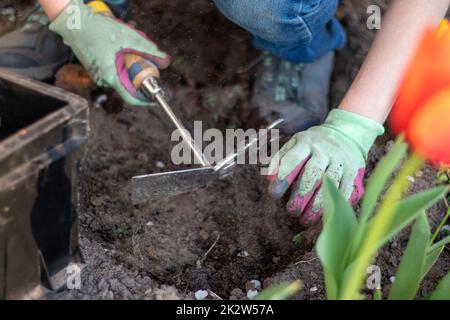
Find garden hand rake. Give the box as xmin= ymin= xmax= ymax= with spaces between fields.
xmin=124 ymin=54 xmax=282 ymax=204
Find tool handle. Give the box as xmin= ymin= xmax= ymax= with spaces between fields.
xmin=88 ymin=0 xmax=207 ymax=167
xmin=124 ymin=54 xmax=161 ymax=91
xmin=124 ymin=56 xmax=209 ymax=167
xmin=86 ymin=2 xmax=161 ymax=91
xmin=86 ymin=0 xmax=113 ymax=15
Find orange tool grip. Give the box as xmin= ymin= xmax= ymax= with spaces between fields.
xmin=87 ymin=2 xmax=160 ymax=90
xmin=124 ymin=54 xmax=160 ymax=90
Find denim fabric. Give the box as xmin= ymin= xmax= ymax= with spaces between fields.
xmin=213 ymin=0 xmax=346 ymax=63
xmin=85 ymin=0 xmax=132 ymax=21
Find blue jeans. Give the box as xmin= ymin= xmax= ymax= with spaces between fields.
xmin=85 ymin=0 xmax=132 ymax=20
xmin=213 ymin=0 xmax=346 ymax=63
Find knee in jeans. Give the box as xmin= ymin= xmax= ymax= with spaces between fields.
xmin=213 ymin=0 xmax=311 ymax=45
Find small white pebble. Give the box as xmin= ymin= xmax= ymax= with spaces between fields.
xmin=94 ymin=94 xmax=108 ymax=109
xmin=247 ymin=289 xmax=258 ymax=299
xmin=1 ymin=8 xmax=16 ymax=21
xmin=155 ymin=161 xmax=165 ymax=169
xmin=310 ymin=286 xmax=318 ymax=293
xmin=1 ymin=8 xmax=16 ymax=15
xmin=389 ymin=276 xmax=396 ymax=283
xmin=95 ymin=94 xmax=108 ymax=104
xmin=249 ymin=280 xmax=261 ymax=291
xmin=195 ymin=290 xmax=209 ymax=300
xmin=146 ymin=221 xmax=154 ymax=227
xmin=237 ymin=250 xmax=249 ymax=257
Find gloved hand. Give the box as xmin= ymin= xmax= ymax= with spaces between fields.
xmin=268 ymin=109 xmax=385 ymax=226
xmin=49 ymin=0 xmax=170 ymax=106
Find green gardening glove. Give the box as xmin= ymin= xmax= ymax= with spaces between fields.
xmin=268 ymin=109 xmax=385 ymax=226
xmin=49 ymin=0 xmax=170 ymax=106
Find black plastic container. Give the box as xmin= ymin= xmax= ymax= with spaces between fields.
xmin=0 ymin=71 xmax=88 ymax=299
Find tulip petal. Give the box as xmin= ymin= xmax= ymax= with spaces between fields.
xmin=390 ymin=23 xmax=450 ymax=136
xmin=409 ymin=88 xmax=450 ymax=166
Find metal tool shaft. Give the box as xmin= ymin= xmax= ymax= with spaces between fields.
xmin=213 ymin=118 xmax=283 ymax=172
xmin=94 ymin=5 xmax=209 ymax=167
xmin=142 ymin=78 xmax=208 ymax=167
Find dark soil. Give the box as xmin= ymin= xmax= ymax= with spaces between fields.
xmin=76 ymin=0 xmax=300 ymax=298
xmin=1 ymin=0 xmax=448 ymax=300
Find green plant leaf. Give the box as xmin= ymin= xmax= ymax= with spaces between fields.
xmin=339 ymin=260 xmax=365 ymax=300
xmin=423 ymin=237 xmax=450 ymax=278
xmin=429 ymin=272 xmax=450 ymax=300
xmin=340 ymin=154 xmax=426 ymax=300
xmin=317 ymin=177 xmax=358 ymax=299
xmin=348 ymin=138 xmax=407 ymax=262
xmin=292 ymin=233 xmax=303 ymax=247
xmin=374 ymin=186 xmax=448 ymax=251
xmin=423 ymin=246 xmax=444 ymax=279
xmin=254 ymin=281 xmax=303 ymax=300
xmin=430 ymin=236 xmax=450 ymax=252
xmin=373 ymin=289 xmax=382 ymax=301
xmin=349 ymin=187 xmax=446 ymax=266
xmin=360 ymin=137 xmax=407 ymax=223
xmin=388 ymin=212 xmax=430 ymax=300
xmin=430 ymin=207 xmax=450 ymax=243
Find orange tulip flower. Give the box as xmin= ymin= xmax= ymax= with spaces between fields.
xmin=390 ymin=20 xmax=450 ymax=166
xmin=408 ymin=88 xmax=450 ymax=165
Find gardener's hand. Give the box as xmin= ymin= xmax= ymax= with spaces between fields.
xmin=49 ymin=0 xmax=170 ymax=106
xmin=268 ymin=109 xmax=385 ymax=226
